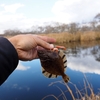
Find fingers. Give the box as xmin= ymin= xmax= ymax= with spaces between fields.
xmin=35 ymin=35 xmax=56 ymax=43
xmin=34 ymin=36 xmax=54 ymax=50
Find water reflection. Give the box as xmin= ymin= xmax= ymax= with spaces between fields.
xmin=0 ymin=41 xmax=100 ymax=100
xmin=67 ymin=44 xmax=100 ymax=74
xmin=16 ymin=62 xmax=30 ymax=71
xmin=66 ymin=44 xmax=100 ymax=62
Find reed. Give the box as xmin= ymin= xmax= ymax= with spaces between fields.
xmin=41 ymin=31 xmax=100 ymax=43
xmin=42 ymin=75 xmax=100 ymax=100
xmin=3 ymin=31 xmax=100 ymax=43
xmin=80 ymin=31 xmax=96 ymax=41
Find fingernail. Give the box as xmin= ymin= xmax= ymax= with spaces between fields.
xmin=50 ymin=44 xmax=54 ymax=49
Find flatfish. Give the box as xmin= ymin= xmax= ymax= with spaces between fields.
xmin=37 ymin=47 xmax=70 ymax=83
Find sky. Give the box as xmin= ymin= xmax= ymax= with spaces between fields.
xmin=0 ymin=0 xmax=100 ymax=34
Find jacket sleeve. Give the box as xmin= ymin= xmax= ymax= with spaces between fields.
xmin=0 ymin=37 xmax=19 ymax=85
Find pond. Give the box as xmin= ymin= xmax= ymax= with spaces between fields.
xmin=0 ymin=41 xmax=100 ymax=100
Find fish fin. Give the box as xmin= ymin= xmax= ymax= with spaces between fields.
xmin=64 ymin=66 xmax=67 ymax=71
xmin=42 ymin=67 xmax=58 ymax=78
xmin=58 ymin=50 xmax=67 ymax=72
xmin=62 ymin=74 xmax=70 ymax=83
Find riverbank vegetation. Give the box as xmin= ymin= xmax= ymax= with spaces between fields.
xmin=1 ymin=31 xmax=100 ymax=43
xmin=41 ymin=31 xmax=100 ymax=43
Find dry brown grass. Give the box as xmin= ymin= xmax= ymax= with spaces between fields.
xmin=42 ymin=74 xmax=100 ymax=100
xmin=80 ymin=32 xmax=96 ymax=41
xmin=3 ymin=31 xmax=100 ymax=44
xmin=41 ymin=32 xmax=81 ymax=43
xmin=41 ymin=31 xmax=100 ymax=43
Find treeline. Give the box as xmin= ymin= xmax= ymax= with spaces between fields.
xmin=2 ymin=13 xmax=100 ymax=36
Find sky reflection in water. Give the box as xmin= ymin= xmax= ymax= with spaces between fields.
xmin=0 ymin=44 xmax=100 ymax=100
xmin=68 ymin=46 xmax=100 ymax=74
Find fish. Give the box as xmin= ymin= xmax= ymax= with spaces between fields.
xmin=37 ymin=46 xmax=70 ymax=83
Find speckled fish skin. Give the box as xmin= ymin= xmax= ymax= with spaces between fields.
xmin=37 ymin=49 xmax=70 ymax=83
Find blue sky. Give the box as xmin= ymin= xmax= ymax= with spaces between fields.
xmin=0 ymin=0 xmax=57 ymax=19
xmin=0 ymin=0 xmax=100 ymax=33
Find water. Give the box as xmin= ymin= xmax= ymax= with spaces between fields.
xmin=0 ymin=41 xmax=100 ymax=100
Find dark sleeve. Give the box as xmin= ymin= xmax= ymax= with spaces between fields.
xmin=0 ymin=37 xmax=19 ymax=85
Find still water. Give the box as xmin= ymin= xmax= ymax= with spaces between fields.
xmin=0 ymin=41 xmax=100 ymax=100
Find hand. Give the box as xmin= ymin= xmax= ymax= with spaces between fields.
xmin=8 ymin=34 xmax=56 ymax=61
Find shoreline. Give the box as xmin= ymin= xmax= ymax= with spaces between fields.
xmin=1 ymin=31 xmax=100 ymax=44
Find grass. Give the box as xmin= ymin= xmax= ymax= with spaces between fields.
xmin=41 ymin=31 xmax=100 ymax=43
xmin=42 ymin=74 xmax=100 ymax=100
xmin=3 ymin=31 xmax=100 ymax=44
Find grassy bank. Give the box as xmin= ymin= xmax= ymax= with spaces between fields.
xmin=41 ymin=31 xmax=100 ymax=43
xmin=2 ymin=31 xmax=100 ymax=44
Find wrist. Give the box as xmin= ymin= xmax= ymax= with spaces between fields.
xmin=7 ymin=36 xmax=20 ymax=57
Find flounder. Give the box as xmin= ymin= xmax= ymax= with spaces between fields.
xmin=37 ymin=46 xmax=70 ymax=83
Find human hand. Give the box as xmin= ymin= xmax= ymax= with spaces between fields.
xmin=8 ymin=34 xmax=56 ymax=61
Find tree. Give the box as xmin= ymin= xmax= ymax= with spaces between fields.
xmin=68 ymin=23 xmax=79 ymax=34
xmin=94 ymin=13 xmax=100 ymax=21
xmin=4 ymin=29 xmax=21 ymax=36
xmin=81 ymin=26 xmax=91 ymax=32
xmin=90 ymin=20 xmax=97 ymax=31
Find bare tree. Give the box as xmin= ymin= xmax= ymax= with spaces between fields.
xmin=94 ymin=13 xmax=100 ymax=22
xmin=68 ymin=23 xmax=79 ymax=34
xmin=90 ymin=20 xmax=97 ymax=31
xmin=81 ymin=26 xmax=91 ymax=32
xmin=4 ymin=29 xmax=22 ymax=36
xmin=96 ymin=25 xmax=100 ymax=32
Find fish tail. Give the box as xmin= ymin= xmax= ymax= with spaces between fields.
xmin=62 ymin=74 xmax=70 ymax=83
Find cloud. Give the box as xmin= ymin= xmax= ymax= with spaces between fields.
xmin=12 ymin=83 xmax=30 ymax=91
xmin=0 ymin=3 xmax=24 ymax=13
xmin=16 ymin=62 xmax=30 ymax=71
xmin=0 ymin=1 xmax=100 ymax=34
xmin=52 ymin=0 xmax=100 ymax=23
xmin=0 ymin=3 xmax=43 ymax=34
xmin=12 ymin=84 xmax=18 ymax=88
xmin=0 ymin=3 xmax=28 ymax=33
xmin=68 ymin=55 xmax=100 ymax=75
